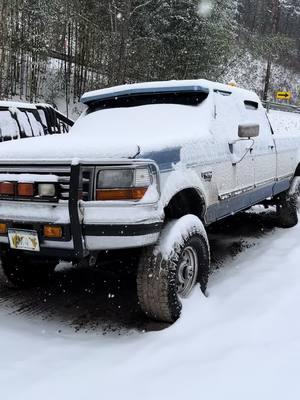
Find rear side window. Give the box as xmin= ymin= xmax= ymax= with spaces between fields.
xmin=0 ymin=110 xmax=20 ymax=142
xmin=243 ymin=100 xmax=272 ymax=138
xmin=244 ymin=100 xmax=259 ymax=110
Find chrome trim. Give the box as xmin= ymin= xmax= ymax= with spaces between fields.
xmin=276 ymin=174 xmax=293 ymax=181
xmin=219 ymin=185 xmax=254 ymax=201
xmin=0 ymin=199 xmax=68 ymax=207
xmin=85 ymin=232 xmax=159 ymax=250
xmin=42 ymin=239 xmax=74 ymax=249
xmin=0 ymin=166 xmax=71 ymax=173
xmin=254 ymin=178 xmax=276 ymax=188
xmin=219 ymin=175 xmax=293 ymax=201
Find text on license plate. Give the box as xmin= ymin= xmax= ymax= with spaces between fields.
xmin=8 ymin=229 xmax=40 ymax=252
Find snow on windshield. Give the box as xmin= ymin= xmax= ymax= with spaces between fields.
xmin=71 ymin=95 xmax=213 ymax=151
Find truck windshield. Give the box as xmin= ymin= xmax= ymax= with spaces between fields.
xmin=87 ymin=91 xmax=209 ymax=114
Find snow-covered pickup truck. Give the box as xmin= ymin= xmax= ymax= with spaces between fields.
xmin=0 ymin=80 xmax=299 ymax=323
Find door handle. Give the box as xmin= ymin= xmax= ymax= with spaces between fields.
xmin=268 ymin=145 xmax=275 ymax=150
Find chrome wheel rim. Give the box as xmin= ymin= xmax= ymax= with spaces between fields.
xmin=177 ymin=246 xmax=198 ymax=298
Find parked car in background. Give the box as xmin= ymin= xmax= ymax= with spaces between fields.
xmin=35 ymin=104 xmax=74 ymax=135
xmin=0 ymin=101 xmax=73 ymax=143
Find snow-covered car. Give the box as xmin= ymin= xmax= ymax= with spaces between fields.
xmin=0 ymin=101 xmax=73 ymax=142
xmin=0 ymin=80 xmax=299 ymax=323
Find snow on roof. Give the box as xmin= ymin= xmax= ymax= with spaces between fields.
xmin=81 ymin=79 xmax=259 ymax=105
xmin=0 ymin=100 xmax=36 ymax=110
xmin=35 ymin=103 xmax=53 ymax=108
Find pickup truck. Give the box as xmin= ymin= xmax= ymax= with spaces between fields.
xmin=0 ymin=80 xmax=299 ymax=323
xmin=0 ymin=101 xmax=74 ymax=142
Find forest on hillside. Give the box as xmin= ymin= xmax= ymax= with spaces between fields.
xmin=0 ymin=0 xmax=300 ymax=113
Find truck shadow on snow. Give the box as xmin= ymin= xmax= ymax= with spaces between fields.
xmin=0 ymin=208 xmax=278 ymax=334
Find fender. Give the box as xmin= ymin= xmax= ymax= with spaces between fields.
xmin=159 ymin=166 xmax=209 ymax=210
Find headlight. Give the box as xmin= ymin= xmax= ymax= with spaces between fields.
xmin=96 ymin=167 xmax=152 ymax=201
xmin=38 ymin=183 xmax=56 ymax=197
xmin=97 ymin=169 xmax=134 ymax=189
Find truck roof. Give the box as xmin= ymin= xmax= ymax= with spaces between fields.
xmin=0 ymin=100 xmax=37 ymax=110
xmin=81 ymin=79 xmax=259 ymax=106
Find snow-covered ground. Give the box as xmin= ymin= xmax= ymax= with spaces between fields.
xmin=1 ymin=209 xmax=300 ymax=400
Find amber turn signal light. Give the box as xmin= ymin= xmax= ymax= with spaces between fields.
xmin=96 ymin=187 xmax=147 ymax=201
xmin=0 ymin=223 xmax=7 ymax=234
xmin=18 ymin=183 xmax=34 ymax=197
xmin=43 ymin=225 xmax=63 ymax=239
xmin=0 ymin=182 xmax=15 ymax=195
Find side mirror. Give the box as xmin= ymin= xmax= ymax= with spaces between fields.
xmin=238 ymin=123 xmax=259 ymax=138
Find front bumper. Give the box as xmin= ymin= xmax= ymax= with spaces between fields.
xmin=0 ymin=220 xmax=162 ymax=258
xmin=0 ymin=164 xmax=163 ymax=259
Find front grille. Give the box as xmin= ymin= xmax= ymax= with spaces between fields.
xmin=81 ymin=168 xmax=94 ymax=201
xmin=57 ymin=172 xmax=71 ymax=200
xmin=0 ymin=165 xmax=72 ymax=202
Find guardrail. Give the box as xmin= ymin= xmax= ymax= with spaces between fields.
xmin=262 ymin=101 xmax=300 ymax=114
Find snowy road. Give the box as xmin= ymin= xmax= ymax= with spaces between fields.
xmin=1 ymin=208 xmax=300 ymax=399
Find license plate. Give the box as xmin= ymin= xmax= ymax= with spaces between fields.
xmin=8 ymin=229 xmax=40 ymax=252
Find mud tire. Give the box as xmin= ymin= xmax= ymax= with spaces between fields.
xmin=137 ymin=215 xmax=210 ymax=323
xmin=277 ymin=180 xmax=300 ymax=228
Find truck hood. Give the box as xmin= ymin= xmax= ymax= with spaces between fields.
xmin=0 ymin=132 xmax=140 ymax=162
xmin=0 ymin=103 xmax=212 ymax=163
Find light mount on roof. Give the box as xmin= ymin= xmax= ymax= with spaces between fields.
xmin=80 ymin=84 xmax=210 ymax=106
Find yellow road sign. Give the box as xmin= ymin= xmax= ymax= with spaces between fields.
xmin=276 ymin=91 xmax=292 ymax=100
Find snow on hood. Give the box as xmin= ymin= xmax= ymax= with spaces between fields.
xmin=0 ymin=101 xmax=212 ymax=163
xmin=0 ymin=131 xmax=139 ymax=162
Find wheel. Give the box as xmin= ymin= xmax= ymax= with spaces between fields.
xmin=0 ymin=251 xmax=57 ymax=288
xmin=276 ymin=178 xmax=300 ymax=228
xmin=137 ymin=215 xmax=210 ymax=323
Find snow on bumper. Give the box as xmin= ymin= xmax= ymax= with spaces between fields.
xmin=0 ymin=201 xmax=70 ymax=224
xmin=81 ymin=201 xmax=163 ymax=250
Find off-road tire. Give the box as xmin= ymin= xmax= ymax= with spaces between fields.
xmin=277 ymin=180 xmax=300 ymax=228
xmin=137 ymin=215 xmax=210 ymax=323
xmin=0 ymin=252 xmax=57 ymax=288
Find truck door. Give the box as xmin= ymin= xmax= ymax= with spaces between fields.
xmin=248 ymin=104 xmax=277 ymax=190
xmin=212 ymin=91 xmax=255 ymax=201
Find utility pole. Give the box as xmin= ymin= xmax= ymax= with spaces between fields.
xmin=263 ymin=0 xmax=280 ymax=101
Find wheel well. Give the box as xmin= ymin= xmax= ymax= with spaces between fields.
xmin=295 ymin=163 xmax=300 ymax=176
xmin=164 ymin=188 xmax=205 ymax=220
